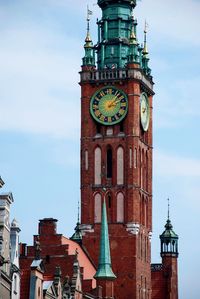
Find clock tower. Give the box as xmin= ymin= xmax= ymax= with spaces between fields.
xmin=80 ymin=0 xmax=154 ymax=298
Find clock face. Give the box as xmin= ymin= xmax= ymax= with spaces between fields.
xmin=140 ymin=92 xmax=150 ymax=131
xmin=90 ymin=87 xmax=128 ymax=125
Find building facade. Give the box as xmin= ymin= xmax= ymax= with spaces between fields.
xmin=80 ymin=0 xmax=153 ymax=298
xmin=0 ymin=178 xmax=20 ymax=299
xmin=80 ymin=1 xmax=178 ymax=299
xmin=19 ymin=1 xmax=179 ymax=298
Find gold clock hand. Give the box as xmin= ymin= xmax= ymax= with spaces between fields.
xmin=110 ymin=99 xmax=121 ymax=107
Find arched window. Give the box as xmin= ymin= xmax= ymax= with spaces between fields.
xmin=117 ymin=192 xmax=124 ymax=222
xmin=139 ymin=148 xmax=141 ymax=186
xmin=94 ymin=193 xmax=102 ymax=223
xmin=146 ymin=152 xmax=148 ymax=191
xmin=129 ymin=147 xmax=132 ymax=168
xmin=107 ymin=148 xmax=112 ymax=178
xmin=134 ymin=148 xmax=137 ymax=168
xmin=120 ymin=121 xmax=124 ymax=133
xmin=85 ymin=150 xmax=88 ymax=170
xmin=14 ymin=275 xmax=17 ymax=292
xmin=117 ymin=146 xmax=124 ymax=184
xmin=95 ymin=147 xmax=101 ymax=185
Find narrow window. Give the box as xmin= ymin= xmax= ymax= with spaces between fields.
xmin=85 ymin=150 xmax=88 ymax=170
xmin=14 ymin=275 xmax=17 ymax=293
xmin=96 ymin=123 xmax=101 ymax=134
xmin=117 ymin=192 xmax=124 ymax=222
xmin=107 ymin=148 xmax=112 ymax=178
xmin=95 ymin=147 xmax=101 ymax=185
xmin=146 ymin=152 xmax=148 ymax=191
xmin=134 ymin=148 xmax=137 ymax=168
xmin=120 ymin=121 xmax=124 ymax=132
xmin=94 ymin=193 xmax=102 ymax=223
xmin=129 ymin=147 xmax=132 ymax=168
xmin=117 ymin=146 xmax=124 ymax=184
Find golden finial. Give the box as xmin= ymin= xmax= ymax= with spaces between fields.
xmin=130 ymin=16 xmax=137 ymax=45
xmin=85 ymin=5 xmax=93 ymax=44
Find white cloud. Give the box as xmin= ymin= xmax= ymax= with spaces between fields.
xmin=154 ymin=150 xmax=200 ymax=177
xmin=0 ymin=24 xmax=81 ymax=139
xmin=136 ymin=0 xmax=200 ymax=47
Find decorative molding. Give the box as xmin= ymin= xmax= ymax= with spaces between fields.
xmin=151 ymin=263 xmax=163 ymax=272
xmin=126 ymin=223 xmax=140 ymax=235
xmin=80 ymin=224 xmax=94 ymax=236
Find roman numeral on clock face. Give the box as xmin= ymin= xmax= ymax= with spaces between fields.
xmin=90 ymin=87 xmax=128 ymax=125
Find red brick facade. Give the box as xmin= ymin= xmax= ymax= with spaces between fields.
xmin=20 ymin=218 xmax=97 ymax=299
xmin=151 ymin=257 xmax=178 ymax=299
xmin=80 ymin=63 xmax=154 ymax=299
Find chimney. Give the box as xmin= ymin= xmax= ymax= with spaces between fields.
xmin=38 ymin=218 xmax=58 ymax=236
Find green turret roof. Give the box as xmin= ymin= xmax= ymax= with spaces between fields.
xmin=160 ymin=219 xmax=178 ymax=239
xmin=94 ymin=200 xmax=116 ymax=280
xmin=70 ymin=221 xmax=82 ymax=244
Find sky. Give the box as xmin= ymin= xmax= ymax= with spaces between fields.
xmin=0 ymin=0 xmax=200 ymax=298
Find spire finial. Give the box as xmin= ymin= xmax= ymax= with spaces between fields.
xmin=85 ymin=6 xmax=93 ymax=43
xmin=143 ymin=20 xmax=149 ymax=55
xmin=78 ymin=199 xmax=80 ymax=224
xmin=167 ymin=198 xmax=170 ymax=220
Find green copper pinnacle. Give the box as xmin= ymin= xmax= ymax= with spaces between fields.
xmin=94 ymin=199 xmax=116 ymax=280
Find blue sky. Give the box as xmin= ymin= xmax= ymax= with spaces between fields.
xmin=0 ymin=0 xmax=200 ymax=298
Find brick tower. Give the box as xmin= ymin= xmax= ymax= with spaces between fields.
xmin=160 ymin=207 xmax=179 ymax=299
xmin=80 ymin=1 xmax=154 ymax=298
xmin=151 ymin=202 xmax=179 ymax=299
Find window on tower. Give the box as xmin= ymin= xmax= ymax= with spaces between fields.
xmin=117 ymin=192 xmax=124 ymax=223
xmin=96 ymin=123 xmax=101 ymax=134
xmin=120 ymin=121 xmax=124 ymax=133
xmin=94 ymin=193 xmax=102 ymax=223
xmin=107 ymin=148 xmax=113 ymax=178
xmin=94 ymin=147 xmax=102 ymax=185
xmin=117 ymin=146 xmax=124 ymax=184
xmin=85 ymin=150 xmax=88 ymax=170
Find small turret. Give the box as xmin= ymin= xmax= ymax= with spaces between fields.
xmin=160 ymin=199 xmax=179 ymax=257
xmin=82 ymin=7 xmax=95 ymax=67
xmin=142 ymin=21 xmax=151 ymax=76
xmin=159 ymin=199 xmax=179 ymax=299
xmin=128 ymin=17 xmax=139 ymax=64
xmin=70 ymin=201 xmax=82 ymax=245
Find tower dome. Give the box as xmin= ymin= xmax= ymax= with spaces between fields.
xmin=160 ymin=218 xmax=179 ymax=257
xmin=11 ymin=218 xmax=19 ymax=228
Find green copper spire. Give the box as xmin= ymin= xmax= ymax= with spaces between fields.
xmin=94 ymin=199 xmax=116 ymax=280
xmin=82 ymin=7 xmax=95 ymax=67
